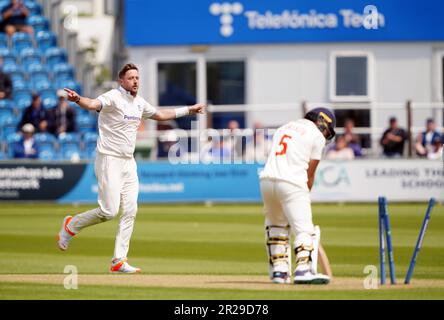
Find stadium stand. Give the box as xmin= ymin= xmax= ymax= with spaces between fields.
xmin=0 ymin=32 xmax=8 ymax=48
xmin=35 ymin=30 xmax=56 ymax=51
xmin=0 ymin=47 xmax=17 ymax=65
xmin=0 ymin=0 xmax=93 ymax=161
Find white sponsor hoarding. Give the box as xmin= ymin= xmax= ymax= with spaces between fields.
xmin=311 ymin=160 xmax=443 ymax=202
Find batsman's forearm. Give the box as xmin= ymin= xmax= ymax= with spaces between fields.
xmin=307 ymin=177 xmax=314 ymax=191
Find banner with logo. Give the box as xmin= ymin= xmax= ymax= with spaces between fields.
xmin=311 ymin=160 xmax=443 ymax=202
xmin=125 ymin=0 xmax=444 ymax=46
xmin=60 ymin=162 xmax=262 ymax=203
xmin=0 ymin=163 xmax=88 ymax=201
xmin=0 ymin=160 xmax=441 ymax=202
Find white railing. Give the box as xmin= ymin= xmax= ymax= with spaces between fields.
xmin=138 ymin=101 xmax=444 ymax=160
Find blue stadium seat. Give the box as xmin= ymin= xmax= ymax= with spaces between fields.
xmin=53 ymin=63 xmax=74 ymax=82
xmin=82 ymin=132 xmax=98 ymax=159
xmin=62 ymin=145 xmax=81 ymax=161
xmin=10 ymin=71 xmax=26 ymax=86
xmin=36 ymin=30 xmax=57 ymax=51
xmin=0 ymin=32 xmax=8 ymax=48
xmin=24 ymin=1 xmax=43 ymax=16
xmin=0 ymin=112 xmax=14 ymax=128
xmin=20 ymin=47 xmax=43 ymax=71
xmin=0 ymin=108 xmax=14 ymax=120
xmin=59 ymin=133 xmax=82 ymax=160
xmin=3 ymin=64 xmax=26 ymax=87
xmin=34 ymin=132 xmax=56 ymax=145
xmin=6 ymin=132 xmax=21 ymax=144
xmin=2 ymin=61 xmax=21 ymax=73
xmin=35 ymin=134 xmax=58 ymax=160
xmin=0 ymin=99 xmax=14 ymax=108
xmin=58 ymin=132 xmax=81 ymax=159
xmin=38 ymin=147 xmax=58 ymax=160
xmin=0 ymin=100 xmax=14 ymax=119
xmin=77 ymin=114 xmax=96 ymax=133
xmin=11 ymin=79 xmax=30 ymax=90
xmin=2 ymin=117 xmax=19 ymax=142
xmin=83 ymin=132 xmax=98 ymax=143
xmin=45 ymin=47 xmax=67 ymax=67
xmin=27 ymin=15 xmax=49 ymax=33
xmin=13 ymin=87 xmax=32 ymax=111
xmin=82 ymin=148 xmax=96 ymax=160
xmin=0 ymin=150 xmax=6 ymax=160
xmin=59 ymin=132 xmax=81 ymax=145
xmin=25 ymin=61 xmax=45 ymax=73
xmin=6 ymin=132 xmax=21 ymax=158
xmin=40 ymin=89 xmax=57 ymax=109
xmin=0 ymin=48 xmax=17 ymax=65
xmin=29 ymin=68 xmax=51 ymax=91
xmin=33 ymin=79 xmax=51 ymax=92
xmin=11 ymin=32 xmax=34 ymax=54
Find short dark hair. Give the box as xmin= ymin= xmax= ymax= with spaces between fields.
xmin=118 ymin=63 xmax=138 ymax=79
xmin=31 ymin=92 xmax=40 ymax=101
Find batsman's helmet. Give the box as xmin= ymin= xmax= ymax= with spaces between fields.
xmin=304 ymin=107 xmax=336 ymax=141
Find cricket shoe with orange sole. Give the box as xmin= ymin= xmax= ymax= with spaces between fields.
xmin=110 ymin=258 xmax=141 ymax=274
xmin=57 ymin=215 xmax=75 ymax=251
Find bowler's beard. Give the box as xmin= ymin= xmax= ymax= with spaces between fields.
xmin=122 ymin=84 xmax=138 ymax=97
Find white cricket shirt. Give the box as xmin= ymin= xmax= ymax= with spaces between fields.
xmin=260 ymin=119 xmax=326 ymax=190
xmin=96 ymin=86 xmax=157 ymax=158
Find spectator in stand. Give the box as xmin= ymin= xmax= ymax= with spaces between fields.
xmin=380 ymin=117 xmax=408 ymax=158
xmin=326 ymin=135 xmax=355 ymax=160
xmin=48 ymin=89 xmax=77 ymax=136
xmin=12 ymin=123 xmax=39 ymax=159
xmin=415 ymin=119 xmax=442 ymax=158
xmin=343 ymin=118 xmax=363 ymax=157
xmin=0 ymin=0 xmax=33 ymax=36
xmin=18 ymin=93 xmax=49 ymax=133
xmin=0 ymin=57 xmax=12 ymax=99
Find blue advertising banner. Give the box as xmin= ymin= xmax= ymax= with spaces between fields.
xmin=125 ymin=0 xmax=444 ymax=46
xmin=60 ymin=162 xmax=263 ymax=203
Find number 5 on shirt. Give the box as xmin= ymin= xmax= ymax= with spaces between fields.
xmin=275 ymin=134 xmax=292 ymax=156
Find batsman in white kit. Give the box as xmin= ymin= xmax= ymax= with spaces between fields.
xmin=57 ymin=63 xmax=205 ymax=273
xmin=260 ymin=108 xmax=336 ymax=284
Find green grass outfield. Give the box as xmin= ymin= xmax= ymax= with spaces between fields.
xmin=0 ymin=202 xmax=443 ymax=299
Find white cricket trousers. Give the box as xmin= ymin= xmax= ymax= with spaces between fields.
xmin=69 ymin=152 xmax=139 ymax=260
xmin=260 ymin=179 xmax=315 ymax=246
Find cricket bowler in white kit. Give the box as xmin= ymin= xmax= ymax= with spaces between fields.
xmin=260 ymin=108 xmax=336 ymax=284
xmin=57 ymin=63 xmax=205 ymax=273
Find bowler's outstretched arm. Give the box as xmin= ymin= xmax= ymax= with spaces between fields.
xmin=64 ymin=88 xmax=102 ymax=111
xmin=151 ymin=103 xmax=206 ymax=121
